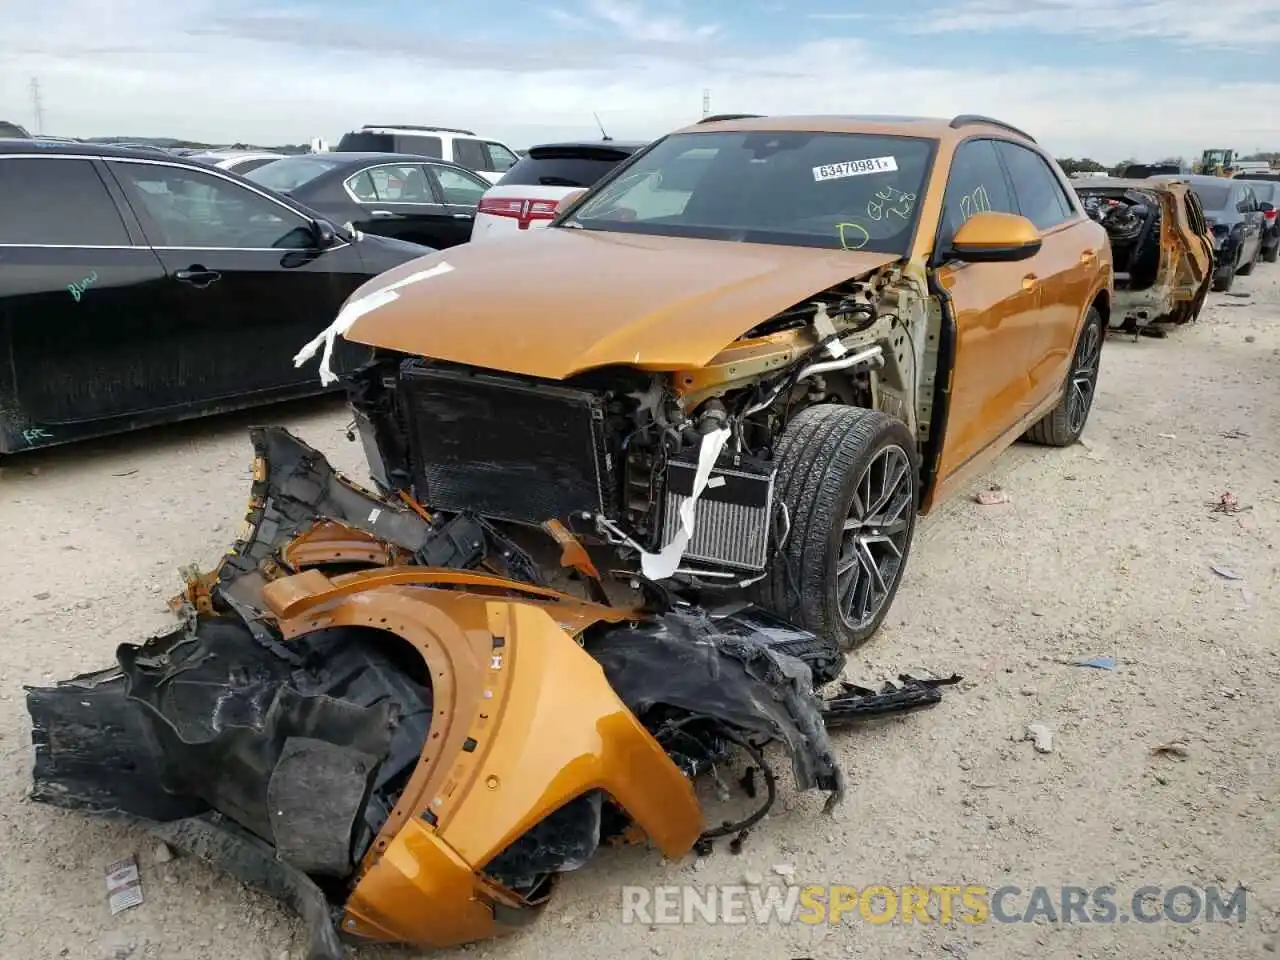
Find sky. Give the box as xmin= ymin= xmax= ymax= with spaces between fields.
xmin=1 ymin=0 xmax=1278 ymax=163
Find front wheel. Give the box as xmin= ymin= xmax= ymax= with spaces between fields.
xmin=753 ymin=406 xmax=919 ymax=651
xmin=1025 ymin=306 xmax=1103 ymax=447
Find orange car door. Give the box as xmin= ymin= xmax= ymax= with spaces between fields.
xmin=930 ymin=139 xmax=1038 ymax=487
xmin=995 ymin=141 xmax=1093 ymax=409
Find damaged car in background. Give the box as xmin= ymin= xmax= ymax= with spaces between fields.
xmin=1073 ymin=177 xmax=1214 ymax=336
xmin=27 ymin=113 xmax=1109 ymax=957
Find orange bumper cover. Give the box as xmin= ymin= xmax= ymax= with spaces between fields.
xmin=261 ymin=567 xmax=703 ymax=949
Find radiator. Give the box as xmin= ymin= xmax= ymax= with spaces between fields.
xmin=661 ymin=454 xmax=775 ymax=571
xmin=397 ymin=363 xmax=615 ymax=525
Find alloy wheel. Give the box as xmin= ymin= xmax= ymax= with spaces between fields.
xmin=1067 ymin=320 xmax=1102 ymax=434
xmin=836 ymin=445 xmax=914 ymax=630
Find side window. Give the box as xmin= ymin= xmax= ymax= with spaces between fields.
xmin=1238 ymin=186 xmax=1256 ymax=212
xmin=398 ymin=136 xmax=442 ymax=159
xmin=453 ymin=138 xmax=489 ymax=171
xmin=352 ymin=165 xmax=434 ymax=203
xmin=936 ymin=139 xmax=1016 ymax=253
xmin=0 ymin=158 xmax=130 ymax=245
xmin=1183 ymin=194 xmax=1205 ymax=235
xmin=429 ymin=165 xmax=489 ymax=206
xmin=485 ymin=142 xmax=519 ymax=173
xmin=996 ymin=142 xmax=1074 ymax=230
xmin=345 ymin=170 xmax=378 ymax=202
xmin=109 ymin=162 xmax=313 ymax=249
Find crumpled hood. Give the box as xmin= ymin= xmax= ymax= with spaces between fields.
xmin=340 ymin=228 xmax=901 ymax=379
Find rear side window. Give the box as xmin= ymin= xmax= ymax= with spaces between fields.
xmin=395 ymin=135 xmax=442 ymax=159
xmin=499 ymin=148 xmax=633 ymax=188
xmin=0 ymin=157 xmax=129 ymax=245
xmin=995 ymin=142 xmax=1074 ymax=230
xmin=937 ymin=139 xmax=1016 ymax=252
xmin=453 ymin=138 xmax=489 ymax=171
xmin=336 ymin=132 xmax=394 ymax=152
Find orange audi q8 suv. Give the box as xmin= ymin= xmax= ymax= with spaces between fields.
xmin=320 ymin=113 xmax=1112 ymax=650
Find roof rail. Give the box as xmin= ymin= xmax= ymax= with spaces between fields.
xmin=697 ymin=113 xmax=764 ymax=124
xmin=948 ymin=114 xmax=1036 ymax=143
xmin=362 ymin=124 xmax=477 ymax=136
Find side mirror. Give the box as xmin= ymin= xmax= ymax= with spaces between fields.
xmin=312 ymin=219 xmax=340 ymax=248
xmin=556 ymin=188 xmax=588 ymax=214
xmin=948 ymin=212 xmax=1042 ymax=263
xmin=1260 ymin=201 xmax=1274 ymax=214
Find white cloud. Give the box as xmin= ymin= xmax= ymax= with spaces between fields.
xmin=910 ymin=0 xmax=1280 ymax=47
xmin=1 ymin=0 xmax=1278 ymax=163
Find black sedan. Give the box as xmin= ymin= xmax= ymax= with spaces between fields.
xmin=0 ymin=140 xmax=431 ymax=454
xmin=247 ymin=153 xmax=491 ymax=250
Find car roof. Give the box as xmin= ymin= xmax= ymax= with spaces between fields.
xmin=1072 ymin=177 xmax=1191 ymax=193
xmin=525 ymin=140 xmax=648 ymax=153
xmin=1153 ymin=173 xmax=1239 ymax=186
xmin=671 ymin=113 xmax=1037 ymax=144
xmin=293 ymin=151 xmax=468 ymax=164
xmin=0 ymin=138 xmax=196 ymax=160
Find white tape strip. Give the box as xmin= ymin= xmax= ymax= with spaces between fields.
xmin=639 ymin=427 xmax=731 ymax=581
xmin=293 ymin=262 xmax=455 ymax=385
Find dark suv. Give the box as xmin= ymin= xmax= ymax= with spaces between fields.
xmin=0 ymin=141 xmax=431 ymax=453
xmin=1236 ymin=176 xmax=1280 ymax=263
xmin=1158 ymin=174 xmax=1271 ymax=290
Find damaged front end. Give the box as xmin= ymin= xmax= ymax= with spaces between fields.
xmin=27 ymin=428 xmax=953 ymax=957
xmin=1075 ymin=179 xmax=1214 ymax=336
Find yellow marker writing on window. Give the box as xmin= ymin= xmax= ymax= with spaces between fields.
xmin=837 ymin=222 xmax=869 ymax=251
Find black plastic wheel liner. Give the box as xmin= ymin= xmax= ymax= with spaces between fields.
xmin=584 ymin=607 xmax=846 ymax=809
xmin=26 ymin=620 xmax=433 ymax=872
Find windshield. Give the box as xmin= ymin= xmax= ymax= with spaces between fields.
xmin=563 ymin=131 xmax=936 ymax=254
xmin=1190 ymin=183 xmax=1231 ymax=211
xmin=247 ymin=156 xmax=346 ymax=192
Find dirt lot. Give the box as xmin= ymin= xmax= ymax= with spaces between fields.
xmin=1 ymin=274 xmax=1277 ymax=960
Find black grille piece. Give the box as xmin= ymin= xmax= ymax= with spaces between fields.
xmin=398 ymin=363 xmax=615 ymax=525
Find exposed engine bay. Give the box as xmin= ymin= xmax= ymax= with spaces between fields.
xmin=346 ymin=260 xmax=938 ymax=595
xmin=26 ymin=426 xmax=957 ymax=958
xmin=1076 ymin=181 xmax=1213 ymax=334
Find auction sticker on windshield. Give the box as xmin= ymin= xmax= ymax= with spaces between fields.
xmin=814 ymin=156 xmax=899 ymax=182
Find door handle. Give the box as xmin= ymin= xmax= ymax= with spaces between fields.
xmin=369 ymin=210 xmax=395 ymax=218
xmin=174 ymin=267 xmax=221 ymax=288
xmin=1021 ymin=273 xmax=1038 ymax=291
xmin=452 ymin=213 xmax=474 ymax=220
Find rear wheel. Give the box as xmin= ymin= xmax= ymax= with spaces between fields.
xmin=1025 ymin=306 xmax=1103 ymax=447
xmin=1264 ymin=243 xmax=1279 ymax=264
xmin=753 ymin=405 xmax=919 ymax=651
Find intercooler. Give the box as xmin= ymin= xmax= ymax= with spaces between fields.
xmin=661 ymin=454 xmax=775 ymax=571
xmin=397 ymin=363 xmax=616 ymax=525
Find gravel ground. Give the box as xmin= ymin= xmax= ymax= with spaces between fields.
xmin=1 ymin=272 xmax=1277 ymax=960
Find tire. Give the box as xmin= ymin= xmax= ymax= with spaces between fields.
xmin=1025 ymin=306 xmax=1103 ymax=447
xmin=1211 ymin=254 xmax=1236 ymax=292
xmin=752 ymin=405 xmax=919 ymax=651
xmin=1264 ymin=243 xmax=1279 ymax=264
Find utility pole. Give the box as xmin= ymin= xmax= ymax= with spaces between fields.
xmin=29 ymin=77 xmax=44 ymax=134
xmin=702 ymin=88 xmax=710 ymax=118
